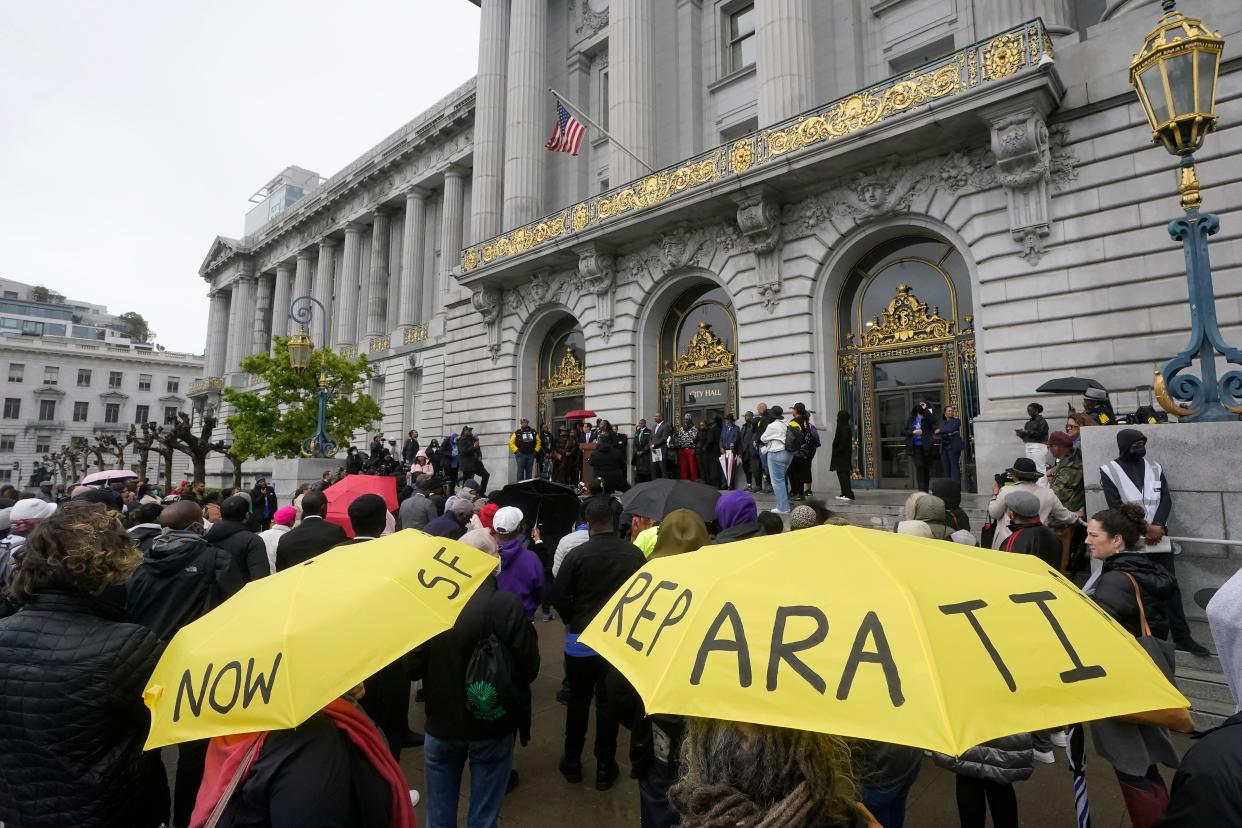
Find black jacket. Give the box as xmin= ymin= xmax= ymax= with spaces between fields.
xmin=459 ymin=433 xmax=485 ymax=476
xmin=552 ymin=532 xmax=645 ymax=633
xmin=275 ymin=515 xmax=348 ymax=571
xmin=999 ymin=520 xmax=1062 ymax=569
xmin=216 ymin=710 xmax=392 ymax=828
xmin=128 ymin=523 xmax=163 ymax=555
xmin=205 ymin=520 xmax=270 ymax=583
xmin=409 ymin=577 xmax=540 ymax=743
xmin=903 ymin=410 xmax=938 ymax=455
xmin=931 ymin=478 xmax=971 ymax=533
xmin=127 ymin=529 xmax=243 ymax=641
xmin=424 ymin=511 xmax=467 ymax=540
xmin=250 ymin=485 xmax=278 ymax=522
xmin=1092 ymin=552 xmax=1174 ymax=640
xmin=714 ymin=522 xmax=765 ymax=544
xmin=1157 ymin=712 xmax=1242 ymax=827
xmin=1018 ymin=414 xmax=1049 ymax=444
xmin=830 ymin=421 xmax=853 ymax=471
xmin=0 ymin=591 xmax=164 ymax=828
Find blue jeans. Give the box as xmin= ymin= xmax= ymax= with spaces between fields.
xmin=940 ymin=446 xmax=960 ymax=481
xmin=862 ymin=762 xmax=920 ymax=828
xmin=515 ymin=453 xmax=534 ymax=481
xmin=766 ymin=449 xmax=792 ymax=512
xmin=424 ymin=732 xmax=515 ymax=828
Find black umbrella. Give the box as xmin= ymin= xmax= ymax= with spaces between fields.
xmin=491 ymin=478 xmax=580 ymax=543
xmin=621 ymin=478 xmax=721 ymax=523
xmin=1035 ymin=377 xmax=1107 ymax=394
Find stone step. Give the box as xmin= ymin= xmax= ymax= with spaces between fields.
xmin=1176 ymin=648 xmax=1223 ymax=674
xmin=1177 ymin=674 xmax=1237 ymax=707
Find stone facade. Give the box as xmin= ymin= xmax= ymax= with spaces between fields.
xmin=194 ymin=0 xmax=1242 ymax=497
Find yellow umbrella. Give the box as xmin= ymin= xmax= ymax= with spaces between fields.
xmin=142 ymin=530 xmax=497 ymax=750
xmin=578 ymin=525 xmax=1188 ymax=756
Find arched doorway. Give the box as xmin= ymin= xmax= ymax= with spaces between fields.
xmin=835 ymin=237 xmax=978 ymax=490
xmin=537 ymin=318 xmax=587 ymax=433
xmin=658 ymin=285 xmax=738 ymax=424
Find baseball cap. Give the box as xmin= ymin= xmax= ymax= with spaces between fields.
xmin=493 ymin=506 xmax=524 ymax=535
xmin=11 ymin=499 xmax=57 ymax=522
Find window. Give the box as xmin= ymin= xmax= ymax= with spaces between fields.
xmin=134 ymin=404 xmax=149 ymax=424
xmin=138 ymin=373 xmax=152 ymax=391
xmin=38 ymin=399 xmax=56 ymax=421
xmin=43 ymin=366 xmax=58 ymax=386
xmin=109 ymin=371 xmax=123 ymax=389
xmin=167 ymin=376 xmax=180 ymax=393
xmin=163 ymin=405 xmax=179 ymax=425
xmin=2 ymin=398 xmax=19 ymax=419
xmin=104 ymin=402 xmax=120 ymax=423
xmin=599 ymin=69 xmax=610 ymax=131
xmin=77 ymin=368 xmax=92 ymax=387
xmin=35 ymin=435 xmax=51 ymax=454
xmin=0 ymin=434 xmax=13 ymax=451
xmin=599 ymin=178 xmax=610 ymax=193
xmin=73 ymin=401 xmax=89 ymax=421
xmin=8 ymin=363 xmax=23 ymax=383
xmin=726 ymin=3 xmax=756 ymax=74
xmin=720 ymin=116 xmax=758 ymax=143
xmin=889 ymin=35 xmax=955 ymax=75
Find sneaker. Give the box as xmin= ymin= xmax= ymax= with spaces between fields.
xmin=770 ymin=508 xmax=790 ymax=515
xmin=1049 ymin=730 xmax=1068 ymax=748
xmin=559 ymin=755 xmax=583 ymax=784
xmin=1033 ymin=749 xmax=1055 ymax=764
xmin=1176 ymin=638 xmax=1212 ymax=656
xmin=835 ymin=495 xmax=852 ymax=501
xmin=408 ymin=789 xmax=420 ymax=807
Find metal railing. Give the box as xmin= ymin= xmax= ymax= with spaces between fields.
xmin=461 ymin=18 xmax=1051 ymax=274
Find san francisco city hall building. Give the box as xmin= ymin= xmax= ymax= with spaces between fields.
xmin=192 ymin=0 xmax=1242 ymax=493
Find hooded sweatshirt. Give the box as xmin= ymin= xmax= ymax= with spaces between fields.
xmin=496 ymin=536 xmax=545 ymax=621
xmin=1102 ymin=428 xmax=1172 ymax=527
xmin=913 ymin=495 xmax=950 ymax=540
xmin=714 ymin=490 xmax=763 ymax=544
xmin=126 ymin=530 xmax=242 ymax=641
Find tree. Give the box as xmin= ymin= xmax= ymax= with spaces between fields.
xmin=118 ymin=311 xmax=155 ymax=343
xmin=224 ymin=444 xmax=246 ymax=489
xmin=129 ymin=421 xmax=165 ymax=481
xmin=31 ymin=285 xmax=50 ymax=303
xmin=41 ymin=450 xmax=69 ymax=488
xmin=65 ymin=436 xmax=90 ymax=482
xmin=99 ymin=431 xmax=134 ymax=470
xmin=164 ymin=411 xmax=224 ymax=483
xmin=223 ymin=336 xmax=382 ymax=461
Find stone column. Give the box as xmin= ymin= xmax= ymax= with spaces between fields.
xmin=565 ymin=51 xmax=592 ymax=204
xmin=978 ymin=1 xmax=1074 ymax=43
xmin=366 ymin=209 xmax=390 ymax=340
xmin=269 ymin=264 xmax=293 ymax=354
xmin=398 ymin=187 xmax=428 ymax=328
xmin=227 ymin=273 xmax=255 ymax=372
xmin=439 ymin=168 xmax=466 ymax=305
xmin=502 ymin=0 xmax=546 ymax=228
xmin=756 ymin=0 xmax=816 ymax=127
xmin=313 ymin=238 xmax=337 ymax=342
xmin=472 ymin=0 xmax=510 ymax=244
xmin=609 ymin=0 xmax=656 ymax=184
xmin=676 ymin=0 xmax=705 ymax=158
xmin=335 ymin=222 xmax=364 ymax=350
xmin=293 ymin=250 xmax=314 ymax=303
xmin=251 ymin=274 xmax=273 ymax=357
xmin=206 ymin=290 xmax=230 ymax=378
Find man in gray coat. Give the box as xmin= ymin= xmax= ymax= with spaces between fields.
xmin=399 ymin=474 xmax=439 ymax=531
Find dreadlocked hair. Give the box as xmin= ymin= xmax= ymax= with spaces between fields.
xmin=671 ymin=718 xmax=859 ymax=827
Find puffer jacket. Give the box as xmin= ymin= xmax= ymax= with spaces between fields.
xmin=0 ymin=591 xmax=164 ymax=827
xmin=1091 ymin=551 xmax=1174 ymax=640
xmin=204 ymin=519 xmax=270 ymax=583
xmin=934 ymin=732 xmax=1034 ymax=784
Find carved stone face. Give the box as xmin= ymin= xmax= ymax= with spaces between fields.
xmin=859 ymin=180 xmax=887 ymax=209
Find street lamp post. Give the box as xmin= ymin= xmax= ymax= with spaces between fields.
xmin=1130 ymin=1 xmax=1237 ymax=421
xmin=288 ymin=296 xmax=338 ymax=457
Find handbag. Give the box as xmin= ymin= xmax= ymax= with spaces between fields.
xmin=1112 ymin=572 xmax=1195 ymax=733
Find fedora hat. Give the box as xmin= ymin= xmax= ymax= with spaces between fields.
xmin=1006 ymin=457 xmax=1041 ymax=481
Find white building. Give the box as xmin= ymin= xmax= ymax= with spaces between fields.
xmin=193 ymin=0 xmax=1242 ymax=494
xmin=0 ymin=281 xmax=203 ymax=488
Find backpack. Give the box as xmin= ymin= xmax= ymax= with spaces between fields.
xmin=784 ymin=421 xmax=805 ymax=456
xmin=465 ymin=631 xmax=520 ymax=723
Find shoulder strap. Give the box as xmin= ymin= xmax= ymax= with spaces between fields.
xmin=1122 ymin=572 xmax=1153 ymax=638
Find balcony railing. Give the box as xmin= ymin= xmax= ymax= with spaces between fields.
xmin=462 ymin=19 xmax=1050 ymax=274
xmin=187 ymin=377 xmax=224 ymax=396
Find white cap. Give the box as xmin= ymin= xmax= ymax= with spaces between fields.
xmin=493 ymin=506 xmax=524 ymax=535
xmin=11 ymin=499 xmax=57 ymax=522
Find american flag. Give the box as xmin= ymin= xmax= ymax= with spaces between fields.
xmin=546 ymin=100 xmax=586 ymax=155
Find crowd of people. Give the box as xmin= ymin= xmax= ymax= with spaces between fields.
xmin=0 ymin=386 xmax=1236 ymax=827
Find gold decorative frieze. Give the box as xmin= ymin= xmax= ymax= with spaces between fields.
xmin=860 ymin=284 xmax=955 ymax=349
xmin=460 ymin=19 xmax=1049 ymax=273
xmin=545 ymin=346 xmax=586 ymax=390
xmin=369 ymin=337 xmax=390 ymax=353
xmin=673 ymin=322 xmax=736 ymax=374
xmin=404 ymin=324 xmax=428 ymax=344
xmin=339 ymin=344 xmax=359 ymax=359
xmin=187 ymin=377 xmax=224 ymax=395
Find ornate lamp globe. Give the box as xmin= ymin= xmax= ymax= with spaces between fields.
xmin=1129 ymin=0 xmax=1224 ymax=156
xmin=287 ymin=327 xmax=314 ymax=372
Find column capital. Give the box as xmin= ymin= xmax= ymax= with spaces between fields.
xmin=404 ymin=184 xmax=431 ymax=200
xmin=370 ymin=204 xmax=390 ymax=220
xmin=343 ymin=221 xmax=365 ymax=235
xmin=442 ymin=164 xmax=469 ymax=181
xmin=318 ymin=236 xmax=339 ymax=250
xmin=275 ymin=261 xmax=294 ymax=275
xmin=297 ymin=247 xmax=316 ymax=261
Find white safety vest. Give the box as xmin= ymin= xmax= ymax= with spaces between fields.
xmin=1100 ymin=459 xmax=1172 ymax=553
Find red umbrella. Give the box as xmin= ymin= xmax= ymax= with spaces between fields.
xmin=324 ymin=474 xmax=398 ymax=538
xmin=563 ymin=409 xmax=596 ymax=420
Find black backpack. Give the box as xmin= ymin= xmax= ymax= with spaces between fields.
xmin=784 ymin=421 xmax=805 ymax=456
xmin=465 ymin=631 xmax=520 ymax=723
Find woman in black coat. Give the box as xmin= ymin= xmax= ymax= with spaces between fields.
xmin=903 ymin=401 xmax=938 ymax=492
xmin=830 ymin=410 xmax=856 ymax=501
xmin=0 ymin=501 xmax=165 ymax=828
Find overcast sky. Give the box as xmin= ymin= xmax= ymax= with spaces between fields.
xmin=0 ymin=1 xmax=480 ymax=355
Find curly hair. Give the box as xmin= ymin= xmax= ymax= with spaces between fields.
xmin=1091 ymin=502 xmax=1148 ymax=551
xmin=6 ymin=501 xmax=140 ymax=605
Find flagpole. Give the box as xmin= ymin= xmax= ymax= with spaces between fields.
xmin=548 ymin=87 xmax=657 ymax=175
